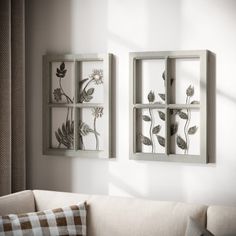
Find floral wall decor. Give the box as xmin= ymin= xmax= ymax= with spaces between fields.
xmin=43 ymin=54 xmax=112 ymax=158
xmin=130 ymin=50 xmax=209 ymax=163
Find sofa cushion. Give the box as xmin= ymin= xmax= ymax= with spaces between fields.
xmin=0 ymin=202 xmax=86 ymax=236
xmin=207 ymin=205 xmax=236 ymax=236
xmin=0 ymin=190 xmax=35 ymax=215
xmin=33 ymin=190 xmax=90 ymax=211
xmin=33 ymin=190 xmax=207 ymax=236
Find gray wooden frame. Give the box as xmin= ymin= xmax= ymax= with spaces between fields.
xmin=130 ymin=50 xmax=209 ymax=163
xmin=43 ymin=53 xmax=112 ymax=158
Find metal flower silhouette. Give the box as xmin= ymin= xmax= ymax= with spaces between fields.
xmin=90 ymin=69 xmax=103 ymax=85
xmin=92 ymin=107 xmax=103 ymax=150
xmin=79 ymin=69 xmax=103 ymax=103
xmin=53 ymin=88 xmax=62 ymax=102
xmin=92 ymin=107 xmax=103 ymax=118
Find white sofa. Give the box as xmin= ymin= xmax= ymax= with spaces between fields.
xmin=0 ymin=190 xmax=236 ymax=236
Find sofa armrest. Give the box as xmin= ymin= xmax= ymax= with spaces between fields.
xmin=0 ymin=190 xmax=35 ymax=215
xmin=207 ymin=205 xmax=236 ymax=236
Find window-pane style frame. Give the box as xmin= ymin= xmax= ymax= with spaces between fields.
xmin=43 ymin=54 xmax=112 ymax=158
xmin=130 ymin=50 xmax=209 ymax=163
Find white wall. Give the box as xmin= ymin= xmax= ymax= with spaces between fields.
xmin=26 ymin=0 xmax=236 ymax=206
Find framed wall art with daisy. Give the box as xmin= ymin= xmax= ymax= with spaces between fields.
xmin=43 ymin=54 xmax=113 ymax=158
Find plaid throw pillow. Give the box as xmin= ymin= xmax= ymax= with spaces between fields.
xmin=0 ymin=202 xmax=86 ymax=236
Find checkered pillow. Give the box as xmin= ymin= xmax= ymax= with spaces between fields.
xmin=0 ymin=202 xmax=86 ymax=236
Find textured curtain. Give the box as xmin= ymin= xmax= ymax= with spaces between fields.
xmin=0 ymin=0 xmax=25 ymax=196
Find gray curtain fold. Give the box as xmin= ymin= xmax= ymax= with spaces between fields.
xmin=0 ymin=0 xmax=26 ymax=196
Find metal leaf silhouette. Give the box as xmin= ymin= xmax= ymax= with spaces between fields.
xmin=60 ymin=62 xmax=65 ymax=70
xmin=57 ymin=128 xmax=63 ymax=138
xmin=152 ymin=125 xmax=161 ymax=134
xmin=56 ymin=62 xmax=67 ymax=78
xmin=66 ymin=120 xmax=74 ymax=134
xmin=162 ymin=71 xmax=165 ymax=80
xmin=176 ymin=135 xmax=187 ymax=150
xmin=158 ymin=111 xmax=165 ymax=121
xmin=79 ymin=78 xmax=89 ymax=87
xmin=178 ymin=111 xmax=188 ymax=120
xmin=191 ymin=100 xmax=200 ymax=104
xmin=55 ymin=131 xmax=61 ymax=143
xmin=140 ymin=135 xmax=152 ymax=146
xmin=188 ymin=126 xmax=198 ymax=135
xmin=79 ymin=91 xmax=86 ymax=103
xmin=84 ymin=95 xmax=93 ymax=102
xmin=80 ymin=90 xmax=93 ymax=103
xmin=158 ymin=93 xmax=165 ymax=101
xmin=142 ymin=115 xmax=151 ymax=122
xmin=79 ymin=121 xmax=99 ymax=136
xmin=56 ymin=72 xmax=66 ymax=78
xmin=148 ymin=91 xmax=155 ymax=103
xmin=62 ymin=123 xmax=67 ymax=136
xmin=55 ymin=120 xmax=74 ymax=149
xmin=87 ymin=88 xmax=94 ymax=96
xmin=170 ymin=123 xmax=178 ymax=136
xmin=162 ymin=71 xmax=174 ymax=85
xmin=186 ymin=85 xmax=194 ymax=97
xmin=170 ymin=109 xmax=181 ymax=116
xmin=156 ymin=135 xmax=165 ymax=147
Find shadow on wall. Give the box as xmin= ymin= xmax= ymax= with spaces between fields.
xmin=111 ymin=55 xmax=117 ymax=158
xmin=26 ymin=0 xmax=74 ymax=191
xmin=26 ymin=0 xmax=112 ymax=194
xmin=208 ymin=52 xmax=216 ymax=164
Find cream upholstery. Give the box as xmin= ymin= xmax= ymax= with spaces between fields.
xmin=1 ymin=190 xmax=236 ymax=236
xmin=86 ymin=195 xmax=206 ymax=236
xmin=0 ymin=190 xmax=35 ymax=215
xmin=33 ymin=190 xmax=90 ymax=210
xmin=207 ymin=205 xmax=236 ymax=236
xmin=33 ymin=190 xmax=207 ymax=236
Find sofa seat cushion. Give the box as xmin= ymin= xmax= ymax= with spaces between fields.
xmin=87 ymin=195 xmax=207 ymax=236
xmin=0 ymin=202 xmax=86 ymax=236
xmin=0 ymin=190 xmax=35 ymax=216
xmin=207 ymin=205 xmax=236 ymax=236
xmin=33 ymin=190 xmax=207 ymax=236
